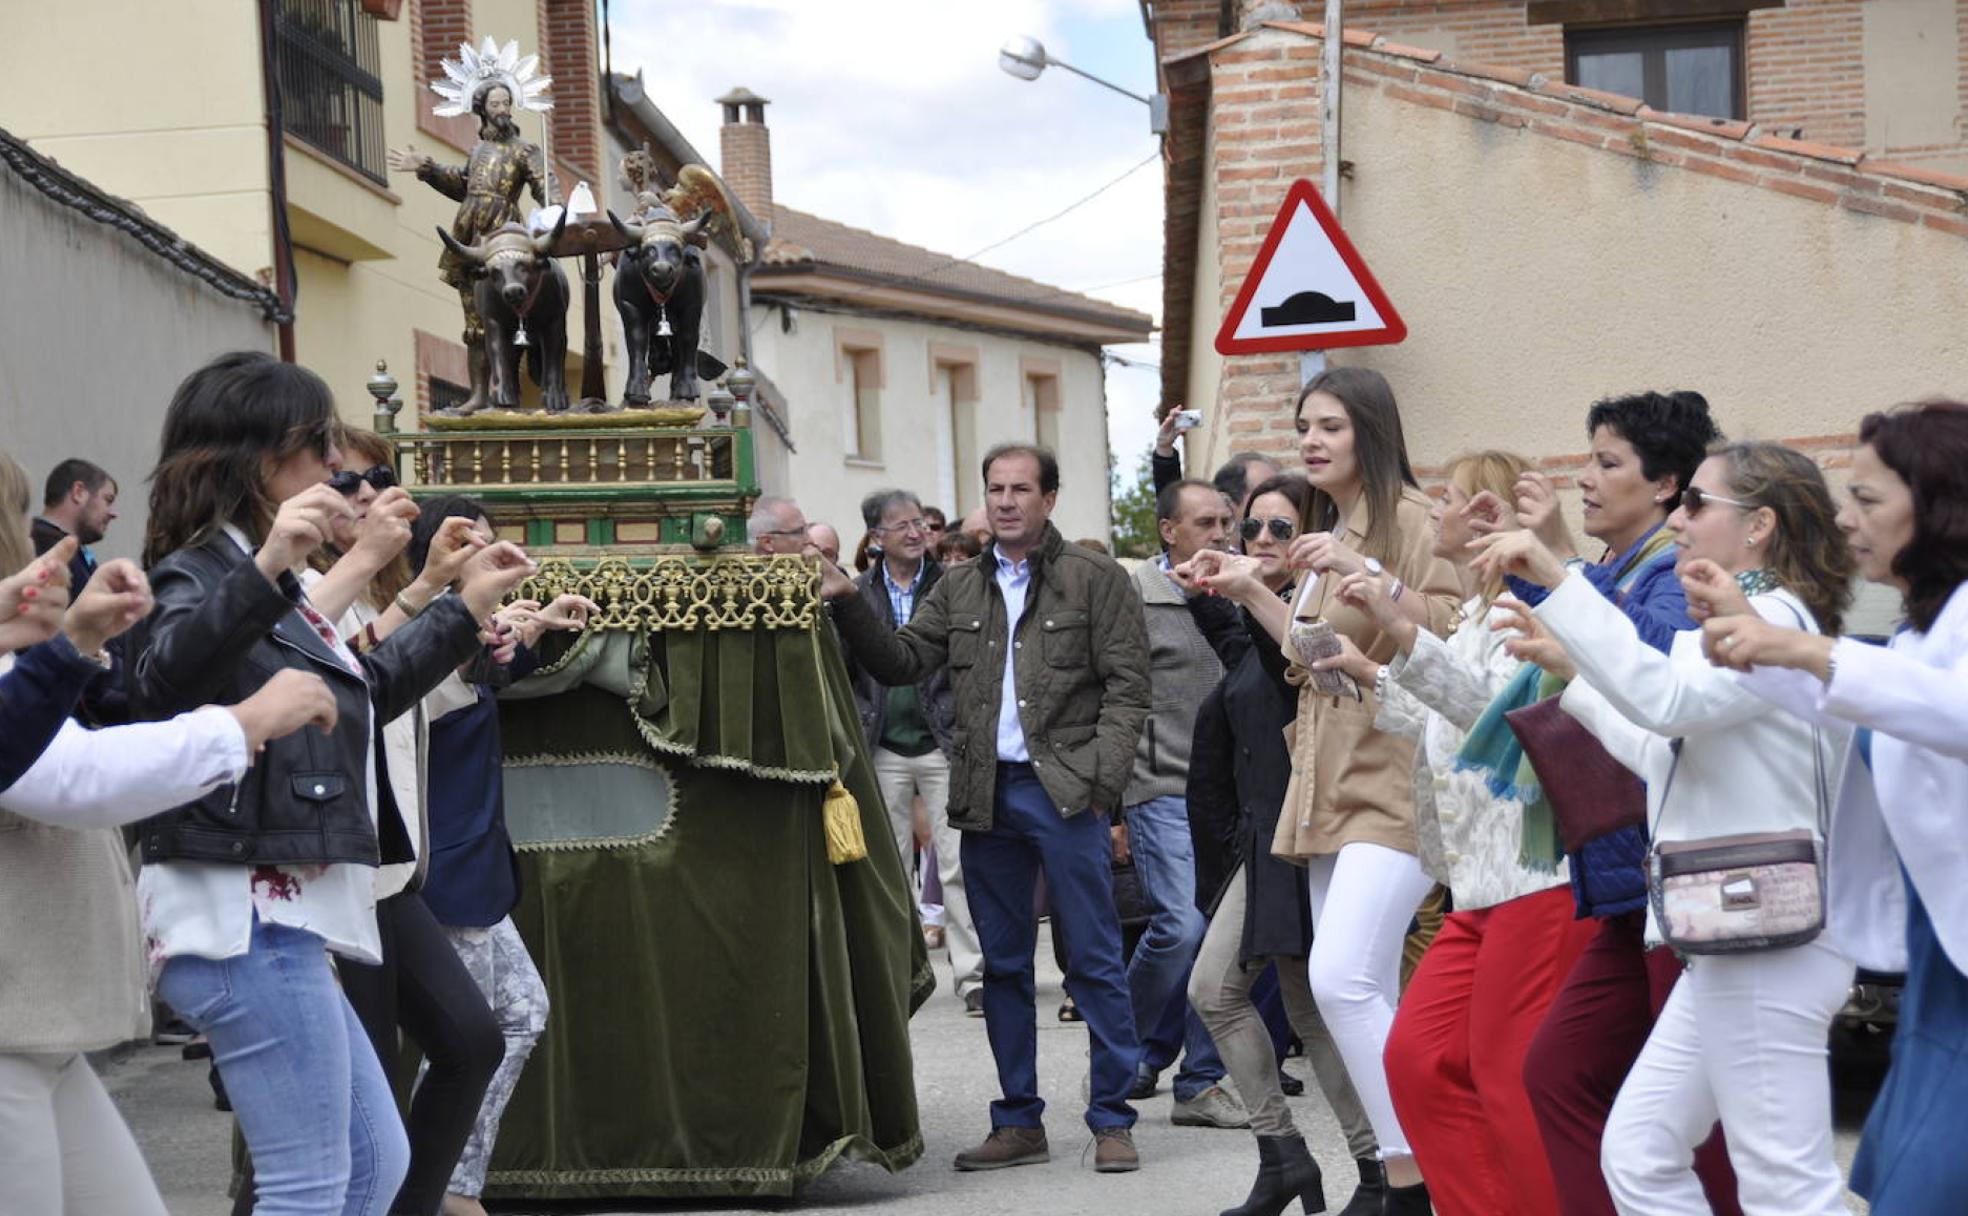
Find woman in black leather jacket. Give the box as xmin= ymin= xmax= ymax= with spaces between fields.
xmin=125 ymin=351 xmax=535 ymax=1216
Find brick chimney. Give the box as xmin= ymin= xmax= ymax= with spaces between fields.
xmin=716 ymin=87 xmax=773 ymax=219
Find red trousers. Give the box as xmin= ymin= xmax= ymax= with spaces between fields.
xmin=1523 ymin=911 xmax=1743 ymax=1216
xmin=1385 ymin=887 xmax=1600 ymax=1216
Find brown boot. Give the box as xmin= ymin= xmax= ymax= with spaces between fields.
xmin=953 ymin=1125 xmax=1050 ymax=1171
xmin=1094 ymin=1127 xmax=1140 ymax=1173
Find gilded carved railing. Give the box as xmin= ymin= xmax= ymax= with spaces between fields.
xmin=515 ymin=555 xmax=817 ymax=631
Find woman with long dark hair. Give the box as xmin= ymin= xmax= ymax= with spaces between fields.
xmin=1484 ymin=441 xmax=1859 ymax=1212
xmin=1188 ymin=367 xmax=1461 ymax=1213
xmin=1185 ymin=472 xmax=1378 ymax=1216
xmin=1703 ymin=401 xmax=1968 ymax=1214
xmin=127 ymin=351 xmax=536 ymax=1215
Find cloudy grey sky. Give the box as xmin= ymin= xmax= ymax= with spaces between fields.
xmin=605 ymin=0 xmax=1166 ymax=479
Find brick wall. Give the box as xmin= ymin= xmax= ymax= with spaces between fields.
xmin=720 ymin=115 xmax=774 ymax=218
xmin=537 ymin=0 xmax=601 ymax=197
xmin=410 ymin=0 xmax=482 ymax=149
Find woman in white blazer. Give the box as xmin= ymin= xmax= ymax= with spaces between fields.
xmin=1701 ymin=401 xmax=1968 ymax=1215
xmin=1476 ymin=440 xmax=1859 ymax=1216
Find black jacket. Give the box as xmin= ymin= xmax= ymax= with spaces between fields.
xmin=843 ymin=557 xmax=956 ymax=757
xmin=1185 ymin=607 xmax=1312 ymax=966
xmin=128 ymin=531 xmax=482 ymax=868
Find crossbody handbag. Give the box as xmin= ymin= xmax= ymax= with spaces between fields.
xmin=1647 ymin=603 xmax=1830 ymax=955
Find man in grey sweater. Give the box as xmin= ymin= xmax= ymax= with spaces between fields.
xmin=1121 ymin=478 xmax=1249 ymax=1129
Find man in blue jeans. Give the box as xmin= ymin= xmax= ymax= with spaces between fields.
xmin=825 ymin=443 xmax=1151 ymax=1173
xmin=1121 ymin=479 xmax=1250 ymax=1129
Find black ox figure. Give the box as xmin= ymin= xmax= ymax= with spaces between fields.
xmin=608 ymin=207 xmax=725 ymax=405
xmin=437 ymin=214 xmax=572 ymax=412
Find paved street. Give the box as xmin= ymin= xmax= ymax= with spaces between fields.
xmin=103 ymin=950 xmax=1872 ymax=1214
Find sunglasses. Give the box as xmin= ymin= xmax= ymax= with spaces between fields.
xmin=1240 ymin=517 xmax=1297 ymax=543
xmin=328 ymin=466 xmax=399 ymax=496
xmin=1681 ymin=486 xmax=1755 ymax=517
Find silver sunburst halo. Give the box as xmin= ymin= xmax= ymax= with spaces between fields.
xmin=431 ymin=37 xmax=553 ymax=118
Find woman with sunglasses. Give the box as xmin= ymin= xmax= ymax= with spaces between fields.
xmin=1187 ymin=368 xmax=1462 ymax=1214
xmin=1185 ymin=472 xmax=1379 ymax=1216
xmin=1478 ymin=441 xmax=1858 ymax=1214
xmin=1701 ymin=402 xmax=1968 ymax=1214
xmin=127 ymin=351 xmax=538 ymax=1216
xmin=1309 ymin=450 xmax=1602 ymax=1216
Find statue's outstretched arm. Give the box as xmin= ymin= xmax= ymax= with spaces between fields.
xmin=419 ymin=158 xmax=470 ymax=203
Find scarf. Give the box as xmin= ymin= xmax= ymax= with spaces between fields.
xmin=1452 ymin=525 xmax=1682 ymax=871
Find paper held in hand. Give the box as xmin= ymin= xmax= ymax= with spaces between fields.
xmin=1286 ymin=530 xmax=1358 ymax=699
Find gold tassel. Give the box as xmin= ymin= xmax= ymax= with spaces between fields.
xmin=822 ymin=776 xmax=867 ymax=865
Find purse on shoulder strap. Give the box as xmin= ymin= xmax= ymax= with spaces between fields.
xmin=1504 ymin=694 xmax=1645 ymax=853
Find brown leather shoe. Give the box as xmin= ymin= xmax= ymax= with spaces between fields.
xmin=953 ymin=1126 xmax=1050 ymax=1171
xmin=1093 ymin=1127 xmax=1140 ymax=1173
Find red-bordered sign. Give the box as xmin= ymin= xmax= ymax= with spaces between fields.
xmin=1215 ymin=179 xmax=1406 ymax=355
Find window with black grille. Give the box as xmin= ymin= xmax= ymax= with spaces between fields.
xmin=274 ymin=0 xmax=387 ymax=183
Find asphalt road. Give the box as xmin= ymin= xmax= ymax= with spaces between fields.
xmin=102 ymin=950 xmax=1873 ymax=1214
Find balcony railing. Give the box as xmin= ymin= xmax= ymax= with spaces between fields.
xmin=274 ymin=0 xmax=386 ymax=184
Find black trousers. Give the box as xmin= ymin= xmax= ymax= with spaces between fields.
xmin=233 ymin=889 xmax=504 ymax=1216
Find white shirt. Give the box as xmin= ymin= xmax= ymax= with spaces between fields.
xmin=138 ymin=527 xmax=384 ymax=971
xmin=994 ymin=551 xmax=1033 ymax=763
xmin=0 ymin=707 xmax=247 ymax=828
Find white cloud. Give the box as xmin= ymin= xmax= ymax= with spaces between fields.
xmin=605 ymin=0 xmax=1167 ymax=475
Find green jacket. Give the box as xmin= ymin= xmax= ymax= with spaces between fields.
xmin=830 ymin=524 xmax=1150 ymax=831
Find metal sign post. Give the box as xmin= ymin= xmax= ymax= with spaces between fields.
xmin=1306 ymin=0 xmax=1344 ymax=387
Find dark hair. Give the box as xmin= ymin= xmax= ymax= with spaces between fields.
xmin=408 ymin=494 xmax=490 ymax=577
xmin=981 ymin=443 xmax=1059 ymax=496
xmin=1211 ymin=451 xmax=1274 ymax=507
xmin=1155 ymin=477 xmax=1221 ymax=524
xmin=935 ymin=531 xmax=983 ymax=563
xmin=859 ymin=488 xmax=922 ymax=531
xmin=43 ymin=458 xmax=113 ymax=508
xmin=1074 ymin=536 xmax=1110 ymax=555
xmin=1712 ymin=441 xmax=1854 ymax=638
xmin=472 ymin=79 xmax=513 ymax=118
xmin=1584 ymin=390 xmax=1721 ymax=511
xmin=922 ymin=506 xmax=948 ymax=530
xmin=145 ymin=351 xmax=341 ymax=567
xmin=1241 ymin=471 xmax=1310 ymax=522
xmin=1858 ymin=399 xmax=1968 ymax=633
xmin=1293 ymin=366 xmax=1418 ymax=561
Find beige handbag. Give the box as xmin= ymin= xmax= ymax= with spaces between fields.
xmin=1646 ymin=726 xmax=1830 ymax=957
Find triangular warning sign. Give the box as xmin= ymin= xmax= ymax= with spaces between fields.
xmin=1215 ymin=179 xmax=1406 ymax=355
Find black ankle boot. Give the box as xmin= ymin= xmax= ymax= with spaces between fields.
xmin=1221 ymin=1134 xmax=1326 ymax=1216
xmin=1333 ymin=1158 xmax=1384 ymax=1216
xmin=1381 ymin=1179 xmax=1431 ymax=1215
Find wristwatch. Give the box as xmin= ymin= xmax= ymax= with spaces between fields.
xmin=1363 ymin=557 xmax=1385 ymax=577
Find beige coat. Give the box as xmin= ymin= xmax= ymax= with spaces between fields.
xmin=1272 ymin=489 xmax=1462 ymax=860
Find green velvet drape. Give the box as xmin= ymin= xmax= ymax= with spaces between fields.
xmin=482 ymin=617 xmax=934 ymax=1201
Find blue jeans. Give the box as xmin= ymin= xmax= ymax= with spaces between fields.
xmin=1124 ymin=795 xmax=1225 ymax=1101
xmin=962 ymin=763 xmax=1141 ymax=1131
xmin=158 ymin=921 xmax=409 ymax=1216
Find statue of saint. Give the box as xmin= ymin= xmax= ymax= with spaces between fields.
xmin=390 ymin=40 xmax=557 ymax=414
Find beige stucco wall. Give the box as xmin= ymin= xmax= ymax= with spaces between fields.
xmin=1862 ymin=0 xmax=1966 ymax=171
xmin=750 ymin=309 xmax=1114 ymax=547
xmin=0 ymin=163 xmax=275 ymax=564
xmin=1187 ymin=73 xmax=1968 ymax=475
xmin=5 ymin=0 xmax=624 ymax=425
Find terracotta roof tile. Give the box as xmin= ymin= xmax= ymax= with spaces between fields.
xmin=1373 ymin=40 xmax=1444 ymax=64
xmin=757 ymin=205 xmax=1151 ymax=334
xmin=1533 ymin=79 xmax=1647 ymax=115
xmin=1436 ymin=59 xmax=1543 ymax=89
xmin=1636 ymin=107 xmax=1753 ymax=142
xmin=1751 ymin=135 xmax=1863 ymax=166
xmin=1857 ymin=159 xmax=1968 ymax=196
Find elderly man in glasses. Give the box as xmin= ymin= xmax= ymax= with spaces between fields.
xmin=836 ymin=489 xmax=984 ymax=1013
xmin=1118 ymin=478 xmax=1251 ymax=1129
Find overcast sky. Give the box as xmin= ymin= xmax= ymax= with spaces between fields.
xmin=605 ymin=0 xmax=1166 ymax=482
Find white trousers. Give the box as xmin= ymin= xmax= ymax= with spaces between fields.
xmin=873 ymin=746 xmax=982 ymax=996
xmin=0 ymin=1051 xmax=168 ymax=1216
xmin=1603 ymin=937 xmax=1855 ymax=1216
xmin=1305 ymin=841 xmax=1435 ymax=1160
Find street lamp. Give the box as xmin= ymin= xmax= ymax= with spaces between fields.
xmin=998 ymin=35 xmax=1169 ymax=134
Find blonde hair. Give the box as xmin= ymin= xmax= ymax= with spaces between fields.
xmin=0 ymin=448 xmax=38 ymax=579
xmin=1714 ymin=441 xmax=1854 ymax=637
xmin=1444 ymin=449 xmax=1532 ymax=606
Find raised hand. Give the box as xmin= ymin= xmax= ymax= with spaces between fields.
xmin=1514 ymin=471 xmax=1577 ymax=557
xmin=1492 ymin=595 xmax=1576 ymax=681
xmin=411 ymin=516 xmax=489 ymax=597
xmin=1154 ymin=406 xmax=1183 ymax=456
xmin=352 ymin=488 xmax=420 ymax=569
xmin=1462 ymin=490 xmax=1517 ymax=536
xmin=1701 ymin=616 xmax=1833 ymax=677
xmin=1679 ymin=558 xmax=1751 ymax=624
xmin=257 ymin=485 xmax=354 ymax=581
xmin=0 ymin=539 xmax=76 ymax=656
xmin=227 ymin=668 xmax=339 ymax=759
xmin=1468 ymin=529 xmax=1568 ymax=590
xmin=456 ymin=542 xmax=538 ymax=618
xmin=535 ymin=592 xmax=600 ymax=632
xmin=64 ymin=560 xmax=151 ymax=656
xmin=1288 ymin=531 xmax=1369 ymax=580
xmin=809 ymin=546 xmax=856 ymax=601
xmin=387 ymin=145 xmax=432 ymax=174
xmin=1178 ymin=550 xmax=1265 ymax=603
